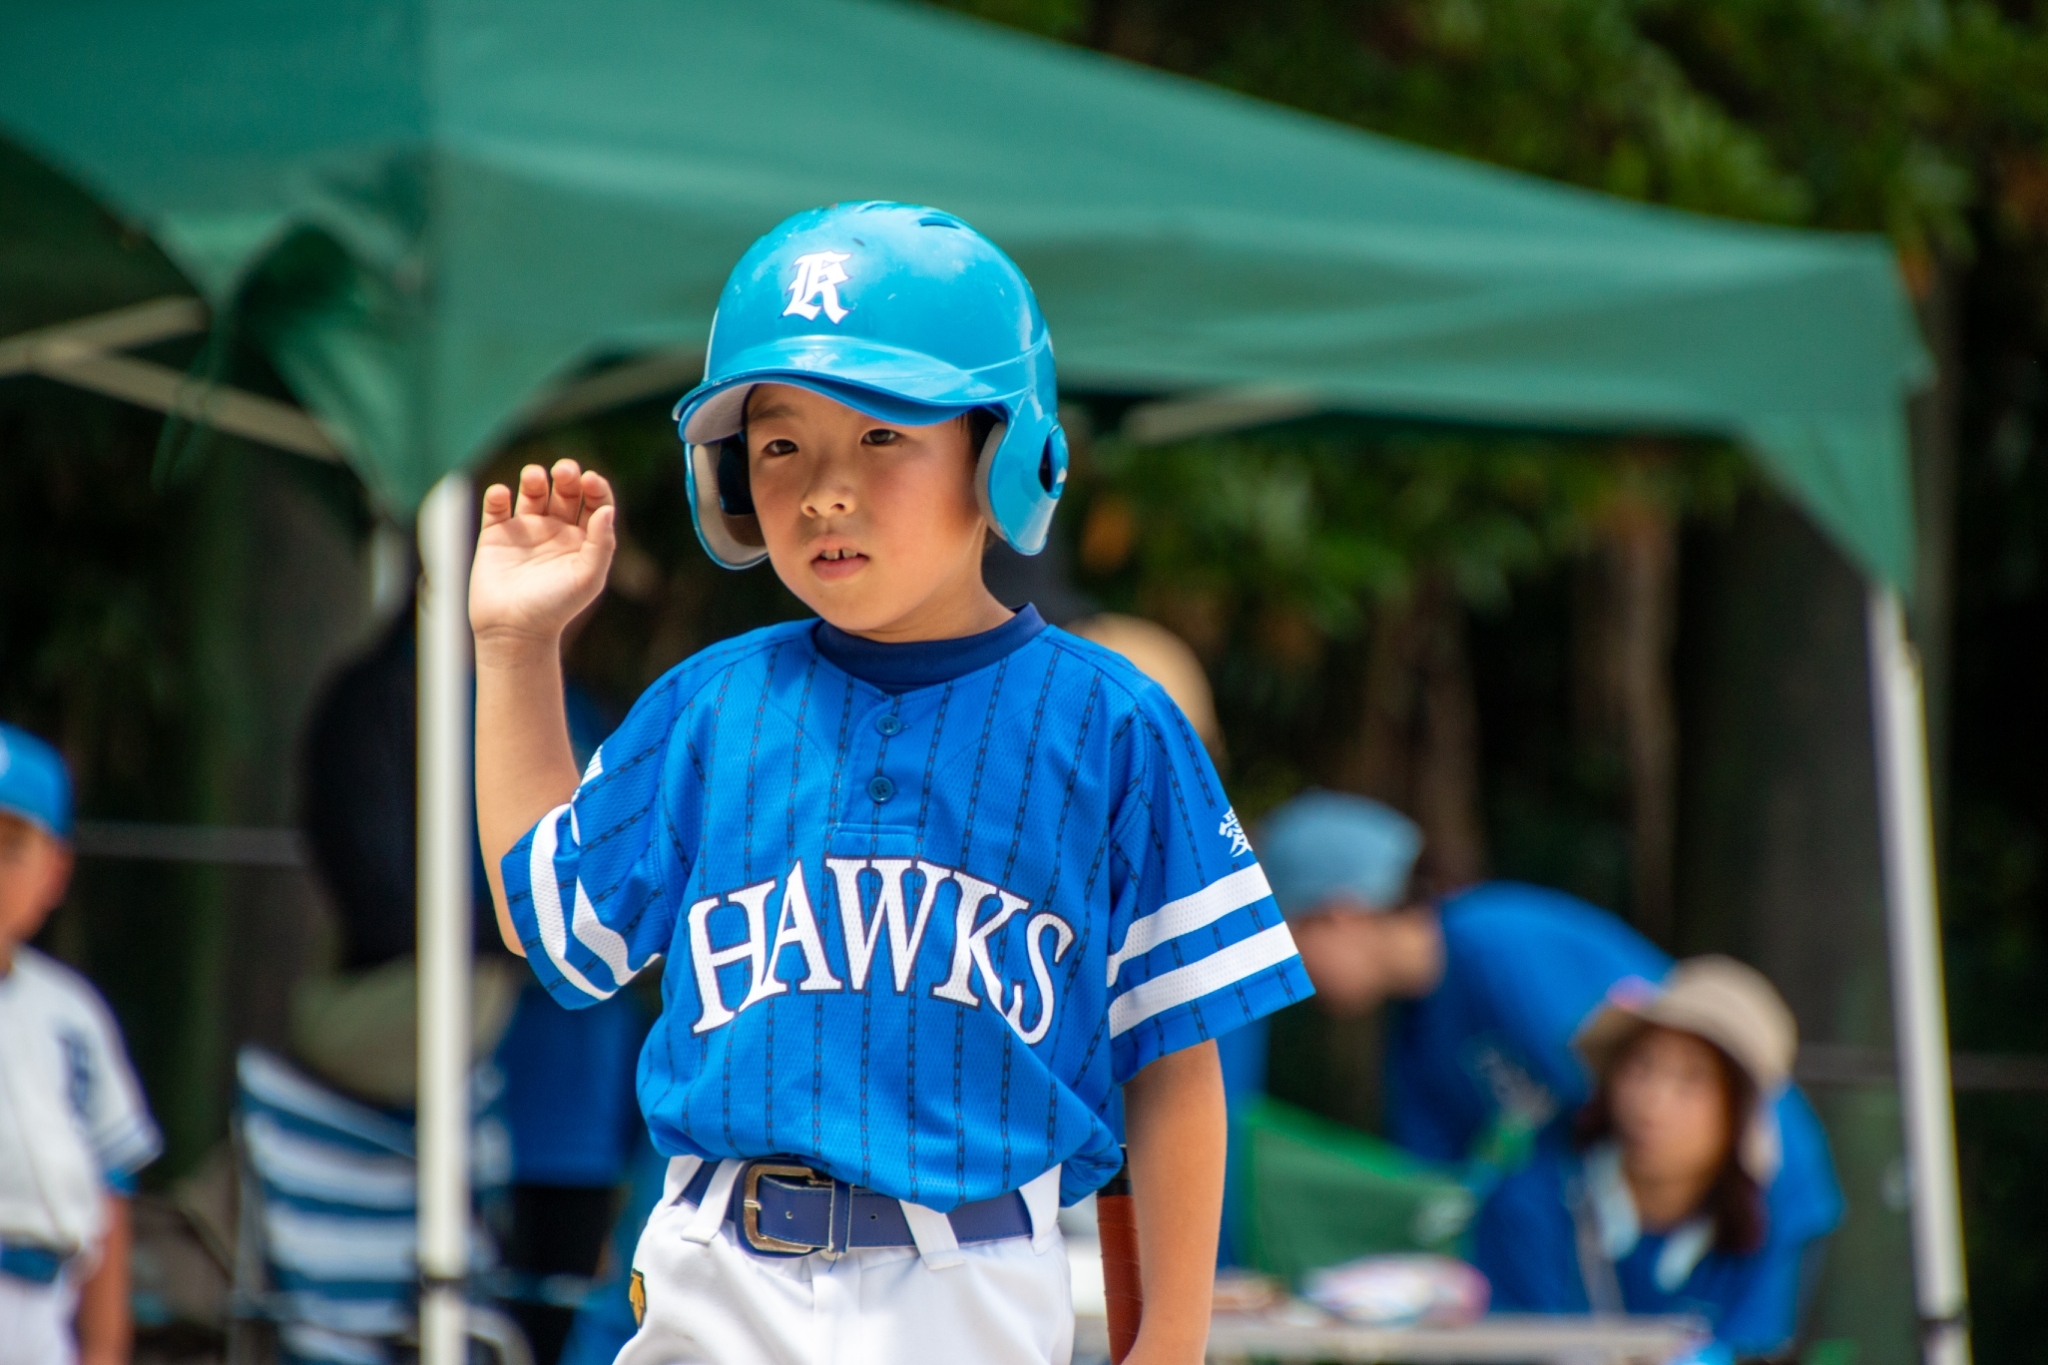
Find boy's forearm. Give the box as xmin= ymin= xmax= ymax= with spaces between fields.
xmin=1122 ymin=1040 xmax=1225 ymax=1365
xmin=74 ymin=1194 xmax=130 ymax=1365
xmin=474 ymin=633 xmax=583 ymax=955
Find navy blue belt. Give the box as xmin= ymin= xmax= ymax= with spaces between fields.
xmin=683 ymin=1158 xmax=1032 ymax=1257
xmin=0 ymin=1242 xmax=71 ymax=1285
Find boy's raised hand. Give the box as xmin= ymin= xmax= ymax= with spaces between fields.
xmin=471 ymin=459 xmax=617 ymax=650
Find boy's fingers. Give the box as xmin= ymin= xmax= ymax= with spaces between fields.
xmin=585 ymin=503 xmax=619 ymax=561
xmin=578 ymin=471 xmax=616 ymax=528
xmin=480 ymin=482 xmax=514 ymax=526
xmin=551 ymin=458 xmax=585 ymax=523
xmin=514 ymin=464 xmax=552 ymax=518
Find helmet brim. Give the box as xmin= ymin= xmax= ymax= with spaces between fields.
xmin=674 ymin=334 xmax=1041 ymax=444
xmin=678 ymin=376 xmax=983 ymax=446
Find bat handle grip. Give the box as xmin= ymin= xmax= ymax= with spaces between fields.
xmin=1097 ymin=1161 xmax=1142 ymax=1364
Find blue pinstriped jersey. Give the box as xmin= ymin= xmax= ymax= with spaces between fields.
xmin=501 ymin=613 xmax=1311 ymax=1209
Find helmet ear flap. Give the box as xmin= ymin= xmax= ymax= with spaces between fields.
xmin=973 ymin=416 xmax=1009 ymax=539
xmin=1040 ymin=426 xmax=1069 ymax=497
xmin=977 ymin=410 xmax=1064 ymax=556
xmin=688 ymin=442 xmax=768 ymax=569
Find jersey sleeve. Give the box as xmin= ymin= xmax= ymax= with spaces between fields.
xmin=69 ymin=983 xmax=162 ymax=1188
xmin=501 ymin=669 xmax=696 ymax=1009
xmin=1102 ymin=694 xmax=1313 ymax=1083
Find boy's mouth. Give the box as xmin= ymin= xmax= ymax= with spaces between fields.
xmin=810 ymin=545 xmax=869 ymax=582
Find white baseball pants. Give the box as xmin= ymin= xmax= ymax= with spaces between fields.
xmin=0 ymin=1273 xmax=76 ymax=1365
xmin=614 ymin=1157 xmax=1074 ymax=1365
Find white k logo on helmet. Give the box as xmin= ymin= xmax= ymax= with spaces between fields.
xmin=783 ymin=251 xmax=852 ymax=323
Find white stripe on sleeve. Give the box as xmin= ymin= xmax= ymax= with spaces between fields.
xmin=1108 ymin=921 xmax=1298 ymax=1038
xmin=572 ymin=880 xmax=637 ymax=986
xmin=1106 ymin=864 xmax=1274 ymax=986
xmin=95 ymin=1120 xmax=163 ymax=1177
xmin=527 ymin=804 xmax=618 ymax=1001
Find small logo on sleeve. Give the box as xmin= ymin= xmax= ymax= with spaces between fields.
xmin=784 ymin=251 xmax=852 ymax=323
xmin=1219 ymin=808 xmax=1252 ymax=858
xmin=59 ymin=1030 xmax=95 ymax=1123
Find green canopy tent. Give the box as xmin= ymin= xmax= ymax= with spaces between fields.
xmin=0 ymin=1 xmax=1961 ymax=1360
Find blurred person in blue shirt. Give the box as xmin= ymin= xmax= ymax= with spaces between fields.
xmin=1473 ymin=957 xmax=1837 ymax=1363
xmin=1236 ymin=792 xmax=1837 ymax=1290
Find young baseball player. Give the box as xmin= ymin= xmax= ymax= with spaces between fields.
xmin=472 ymin=202 xmax=1312 ymax=1365
xmin=0 ymin=723 xmax=162 ymax=1365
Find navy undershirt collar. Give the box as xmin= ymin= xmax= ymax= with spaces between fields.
xmin=814 ymin=604 xmax=1046 ymax=694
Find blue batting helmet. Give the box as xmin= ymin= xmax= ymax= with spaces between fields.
xmin=672 ymin=202 xmax=1067 ymax=568
xmin=0 ymin=722 xmax=73 ymax=839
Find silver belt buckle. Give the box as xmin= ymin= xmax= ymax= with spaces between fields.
xmin=740 ymin=1161 xmax=833 ymax=1254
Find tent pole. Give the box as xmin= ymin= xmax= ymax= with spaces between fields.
xmin=417 ymin=473 xmax=477 ymax=1365
xmin=1865 ymin=585 xmax=1971 ymax=1365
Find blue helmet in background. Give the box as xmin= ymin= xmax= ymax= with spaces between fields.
xmin=672 ymin=202 xmax=1067 ymax=568
xmin=1258 ymin=790 xmax=1422 ymax=919
xmin=0 ymin=722 xmax=72 ymax=839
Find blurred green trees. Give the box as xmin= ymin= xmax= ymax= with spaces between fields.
xmin=943 ymin=0 xmax=2046 ymax=256
xmin=1059 ymin=422 xmax=1740 ymax=904
xmin=924 ymin=0 xmax=2048 ymax=913
xmin=936 ymin=1 xmax=2048 ymax=1357
xmin=927 ymin=1 xmax=2044 ymax=918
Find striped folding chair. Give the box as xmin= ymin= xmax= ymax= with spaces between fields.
xmin=228 ymin=1046 xmax=528 ymax=1365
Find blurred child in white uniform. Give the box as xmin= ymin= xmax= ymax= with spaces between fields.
xmin=0 ymin=723 xmax=161 ymax=1365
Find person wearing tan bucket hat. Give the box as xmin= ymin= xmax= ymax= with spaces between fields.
xmin=1575 ymin=958 xmax=1799 ymax=1191
xmin=1472 ymin=957 xmax=1841 ymax=1363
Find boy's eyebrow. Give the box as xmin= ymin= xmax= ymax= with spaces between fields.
xmin=746 ymin=398 xmax=799 ymax=422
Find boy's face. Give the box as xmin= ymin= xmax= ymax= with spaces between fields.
xmin=0 ymin=812 xmax=71 ymax=963
xmin=745 ymin=383 xmax=990 ymax=637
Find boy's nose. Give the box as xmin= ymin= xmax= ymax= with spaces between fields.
xmin=800 ymin=461 xmax=858 ymax=518
xmin=802 ymin=483 xmax=856 ymax=517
